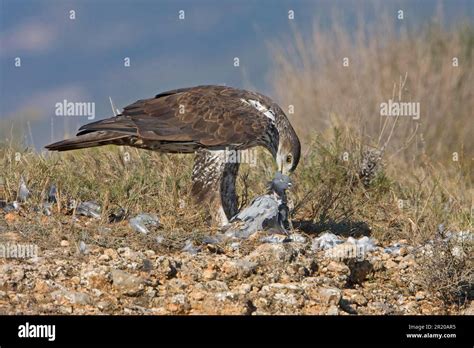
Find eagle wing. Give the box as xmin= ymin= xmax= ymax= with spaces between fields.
xmin=76 ymin=85 xmax=275 ymax=150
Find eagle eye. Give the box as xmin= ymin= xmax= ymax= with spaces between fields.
xmin=286 ymin=154 xmax=293 ymax=164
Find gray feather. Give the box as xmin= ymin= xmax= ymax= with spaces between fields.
xmin=224 ymin=172 xmax=292 ymax=239
xmin=17 ymin=177 xmax=30 ymax=202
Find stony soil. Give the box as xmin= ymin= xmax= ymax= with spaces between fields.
xmin=0 ymin=213 xmax=471 ymax=315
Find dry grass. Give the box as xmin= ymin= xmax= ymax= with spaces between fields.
xmin=0 ymin=146 xmax=210 ymax=250
xmin=1 ymin=124 xmax=470 ymax=246
xmin=417 ymin=231 xmax=473 ymax=306
xmin=266 ymin=11 xmax=472 ymax=244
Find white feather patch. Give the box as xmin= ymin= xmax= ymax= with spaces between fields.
xmin=240 ymin=98 xmax=276 ymax=122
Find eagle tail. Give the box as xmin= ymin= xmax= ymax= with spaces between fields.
xmin=45 ymin=131 xmax=128 ymax=152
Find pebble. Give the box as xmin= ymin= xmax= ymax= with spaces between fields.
xmin=385 ymin=259 xmax=398 ymax=269
xmin=222 ymin=259 xmax=257 ymax=279
xmin=104 ymin=248 xmax=118 ymax=260
xmin=111 ymin=269 xmax=144 ymax=294
xmin=326 ymin=305 xmax=339 ymax=315
xmin=142 ymin=259 xmax=153 ymax=272
xmin=202 ymin=269 xmax=217 ymax=280
xmin=98 ymin=254 xmax=110 ymax=262
xmin=326 ymin=261 xmax=350 ymax=274
xmin=415 ymin=291 xmax=426 ymax=301
xmin=318 ymin=287 xmax=342 ymax=305
xmin=348 ymin=260 xmax=373 ymax=283
xmin=399 ymin=247 xmax=408 ymax=256
xmin=53 ymin=290 xmax=91 ymax=305
xmin=352 ymin=293 xmax=368 ymax=306
xmin=0 ymin=221 xmax=457 ymax=315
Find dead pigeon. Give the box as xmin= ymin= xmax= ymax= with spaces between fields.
xmin=222 ymin=172 xmax=292 ymax=239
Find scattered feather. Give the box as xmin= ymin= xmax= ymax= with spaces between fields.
xmin=76 ymin=201 xmax=101 ymax=219
xmin=129 ymin=213 xmax=160 ymax=234
xmin=311 ymin=232 xmax=344 ymax=251
xmin=17 ymin=177 xmax=30 ymax=202
xmin=182 ymin=239 xmax=200 ymax=254
xmin=47 ymin=184 xmax=57 ymax=203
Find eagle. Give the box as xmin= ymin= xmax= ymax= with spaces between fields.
xmin=45 ymin=85 xmax=301 ymax=226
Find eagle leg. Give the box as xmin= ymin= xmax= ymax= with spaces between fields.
xmin=191 ymin=149 xmax=239 ymax=226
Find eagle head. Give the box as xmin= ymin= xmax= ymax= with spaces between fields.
xmin=276 ymin=123 xmax=301 ymax=175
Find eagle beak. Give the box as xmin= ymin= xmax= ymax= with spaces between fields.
xmin=279 ymin=165 xmax=289 ymax=176
xmin=276 ymin=155 xmax=283 ymax=173
xmin=276 ymin=153 xmax=289 ymax=175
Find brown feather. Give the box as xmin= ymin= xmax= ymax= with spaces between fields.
xmin=46 ymin=85 xmax=269 ymax=153
xmin=45 ymin=131 xmax=129 ymax=151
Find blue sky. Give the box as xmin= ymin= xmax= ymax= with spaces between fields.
xmin=0 ymin=0 xmax=472 ymax=149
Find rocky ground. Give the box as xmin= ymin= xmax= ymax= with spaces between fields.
xmin=1 ymin=215 xmax=471 ymax=315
